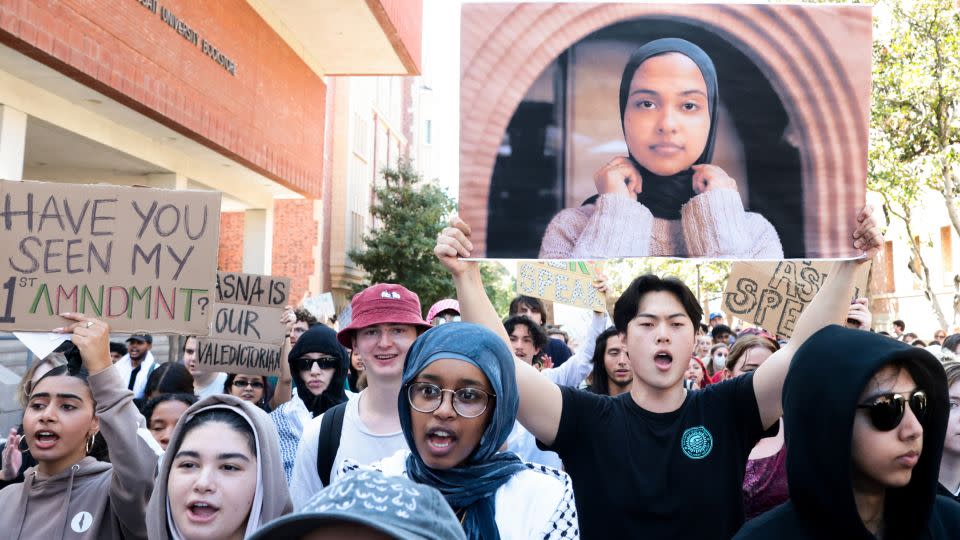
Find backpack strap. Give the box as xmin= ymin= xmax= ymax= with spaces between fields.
xmin=316 ymin=401 xmax=348 ymax=486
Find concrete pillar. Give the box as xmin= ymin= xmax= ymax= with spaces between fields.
xmin=242 ymin=206 xmax=273 ymax=274
xmin=0 ymin=104 xmax=27 ymax=181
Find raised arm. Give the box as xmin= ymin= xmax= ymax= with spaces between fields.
xmin=752 ymin=205 xmax=882 ymax=428
xmin=57 ymin=313 xmax=158 ymax=538
xmin=270 ymin=305 xmax=296 ymax=409
xmin=436 ymin=218 xmax=564 ymax=445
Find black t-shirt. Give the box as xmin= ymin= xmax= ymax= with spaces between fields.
xmin=541 ymin=372 xmax=765 ymax=539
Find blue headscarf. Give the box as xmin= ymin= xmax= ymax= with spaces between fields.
xmin=399 ymin=322 xmax=525 ymax=540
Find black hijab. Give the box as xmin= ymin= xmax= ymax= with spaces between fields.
xmin=585 ymin=38 xmax=719 ymax=219
xmin=288 ymin=325 xmax=349 ymax=417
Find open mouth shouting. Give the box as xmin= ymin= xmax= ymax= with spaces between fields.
xmin=186 ymin=500 xmax=220 ymax=524
xmin=424 ymin=426 xmax=459 ymax=458
xmin=653 ymin=350 xmax=674 ymax=372
xmin=33 ymin=429 xmax=60 ymax=450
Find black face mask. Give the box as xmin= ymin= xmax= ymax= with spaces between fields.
xmin=583 ymin=38 xmax=720 ymax=220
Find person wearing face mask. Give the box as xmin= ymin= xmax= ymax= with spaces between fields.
xmin=709 ymin=343 xmax=730 ymax=381
xmin=539 ymin=38 xmax=782 ymax=259
xmin=435 ymin=204 xmax=880 ymax=539
xmin=734 ymin=326 xmax=960 ymax=539
xmin=271 ymin=325 xmax=349 ymax=484
xmin=342 ymin=322 xmax=578 ymax=539
xmin=146 ymin=395 xmax=292 ymax=540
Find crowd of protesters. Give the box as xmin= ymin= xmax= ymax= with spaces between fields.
xmin=4 ymin=203 xmax=960 ymax=540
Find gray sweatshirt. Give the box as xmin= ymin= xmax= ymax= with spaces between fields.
xmin=0 ymin=365 xmax=159 ymax=539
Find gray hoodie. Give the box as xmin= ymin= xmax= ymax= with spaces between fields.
xmin=146 ymin=394 xmax=292 ymax=539
xmin=0 ymin=365 xmax=159 ymax=539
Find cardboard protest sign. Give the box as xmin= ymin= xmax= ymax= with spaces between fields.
xmin=0 ymin=179 xmax=220 ymax=333
xmin=196 ymin=272 xmax=290 ymax=376
xmin=516 ymin=260 xmax=605 ymax=312
xmin=722 ymin=261 xmax=871 ymax=338
xmin=302 ymin=292 xmax=336 ymax=321
xmin=460 ymin=3 xmax=871 ymax=260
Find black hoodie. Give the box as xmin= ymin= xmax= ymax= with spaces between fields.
xmin=735 ymin=325 xmax=960 ymax=539
xmin=288 ymin=325 xmax=348 ymax=418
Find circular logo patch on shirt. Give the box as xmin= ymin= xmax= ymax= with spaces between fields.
xmin=71 ymin=511 xmax=93 ymax=533
xmin=681 ymin=426 xmax=713 ymax=459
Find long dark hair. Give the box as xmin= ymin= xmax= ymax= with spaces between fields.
xmin=30 ymin=355 xmax=109 ymax=462
xmin=588 ymin=327 xmax=621 ymax=395
xmin=144 ymin=362 xmax=195 ymax=398
xmin=223 ymin=373 xmax=271 ymax=412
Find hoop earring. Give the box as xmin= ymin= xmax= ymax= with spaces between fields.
xmin=85 ymin=434 xmax=95 ymax=454
xmin=17 ymin=434 xmax=29 ymax=453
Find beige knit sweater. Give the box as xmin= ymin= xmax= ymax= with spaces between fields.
xmin=538 ymin=189 xmax=783 ymax=259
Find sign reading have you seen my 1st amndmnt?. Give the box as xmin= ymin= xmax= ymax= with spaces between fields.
xmin=195 ymin=272 xmax=290 ymax=376
xmin=0 ymin=179 xmax=221 ymax=334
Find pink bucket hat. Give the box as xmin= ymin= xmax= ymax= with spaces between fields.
xmin=426 ymin=299 xmax=460 ymax=325
xmin=336 ymin=284 xmax=431 ymax=347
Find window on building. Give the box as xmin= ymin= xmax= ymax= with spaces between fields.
xmin=425 ymin=119 xmax=432 ymax=145
xmin=942 ymin=226 xmax=953 ymax=285
xmin=883 ymin=240 xmax=895 ymax=292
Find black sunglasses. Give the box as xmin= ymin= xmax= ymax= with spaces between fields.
xmin=293 ymin=356 xmax=339 ymax=372
xmin=856 ymin=390 xmax=927 ymax=431
xmin=232 ymin=379 xmax=264 ymax=389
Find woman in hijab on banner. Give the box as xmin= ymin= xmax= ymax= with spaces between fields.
xmin=146 ymin=394 xmax=292 ymax=540
xmin=342 ymin=322 xmax=578 ymax=539
xmin=539 ymin=38 xmax=782 ymax=259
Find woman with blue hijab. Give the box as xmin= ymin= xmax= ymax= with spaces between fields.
xmin=341 ymin=322 xmax=578 ymax=539
xmin=539 ymin=37 xmax=782 ymax=259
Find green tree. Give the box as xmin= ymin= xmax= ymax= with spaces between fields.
xmin=870 ymin=0 xmax=957 ymax=328
xmin=348 ymin=159 xmax=456 ymax=310
xmin=873 ymin=0 xmax=960 ymax=236
xmin=348 ymin=160 xmax=518 ymax=316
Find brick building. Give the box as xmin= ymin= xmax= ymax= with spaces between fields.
xmin=0 ymin=0 xmax=422 ymax=425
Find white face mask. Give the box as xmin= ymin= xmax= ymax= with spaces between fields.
xmin=713 ymin=354 xmax=727 ymax=369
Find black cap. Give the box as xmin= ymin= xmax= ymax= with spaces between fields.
xmin=126 ymin=333 xmax=153 ymax=344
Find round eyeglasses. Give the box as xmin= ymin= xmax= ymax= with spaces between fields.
xmin=406 ymin=382 xmax=495 ymax=418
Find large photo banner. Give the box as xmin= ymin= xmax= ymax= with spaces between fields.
xmin=459 ymin=2 xmax=871 ymax=260
xmin=0 ymin=179 xmax=221 ymax=334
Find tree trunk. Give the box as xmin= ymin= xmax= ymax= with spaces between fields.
xmin=901 ymin=205 xmax=949 ymax=330
xmin=940 ymin=167 xmax=960 ymax=243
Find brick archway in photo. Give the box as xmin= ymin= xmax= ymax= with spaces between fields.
xmin=460 ymin=3 xmax=870 ymax=258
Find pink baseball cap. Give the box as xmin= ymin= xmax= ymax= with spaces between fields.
xmin=426 ymin=299 xmax=460 ymax=324
xmin=336 ymin=284 xmax=431 ymax=347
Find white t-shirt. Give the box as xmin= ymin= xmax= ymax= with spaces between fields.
xmin=289 ymin=390 xmax=407 ymax=509
xmin=345 ymin=449 xmax=580 ymax=539
xmin=194 ymin=372 xmax=228 ymax=400
xmin=114 ymin=352 xmax=157 ymax=399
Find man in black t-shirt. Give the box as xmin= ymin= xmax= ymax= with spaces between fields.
xmin=434 ymin=208 xmax=881 ymax=539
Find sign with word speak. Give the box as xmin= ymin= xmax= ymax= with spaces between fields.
xmin=516 ymin=260 xmax=606 ymax=312
xmin=196 ymin=272 xmax=290 ymax=376
xmin=0 ymin=180 xmax=220 ymax=333
xmin=722 ymin=260 xmax=871 ymax=338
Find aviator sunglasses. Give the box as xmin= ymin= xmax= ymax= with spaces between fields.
xmin=293 ymin=355 xmax=340 ymax=372
xmin=855 ymin=390 xmax=927 ymax=431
